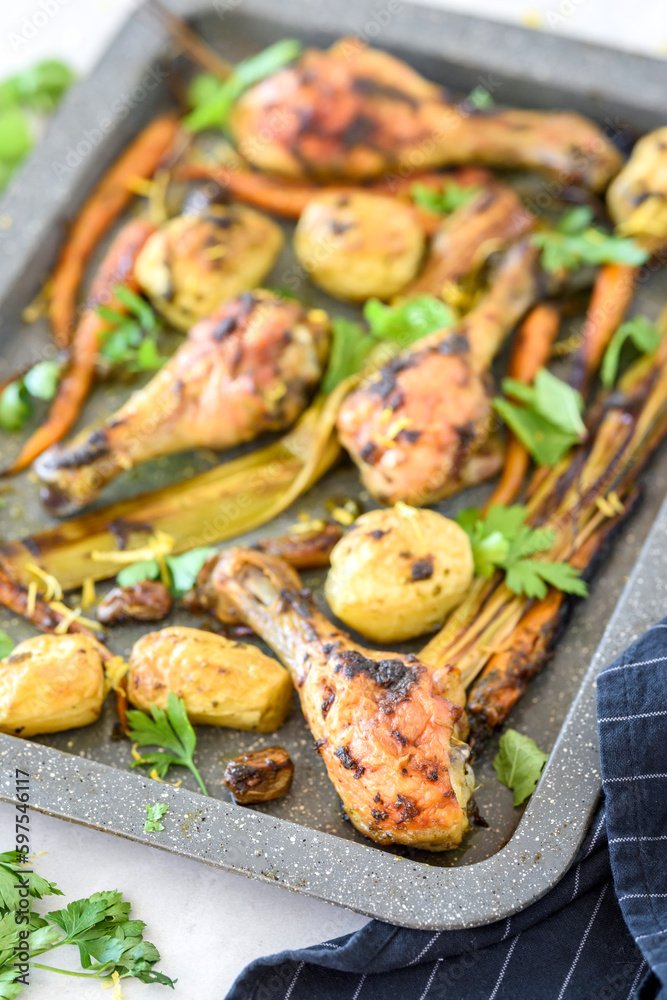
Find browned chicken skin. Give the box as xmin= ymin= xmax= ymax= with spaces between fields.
xmin=337 ymin=239 xmax=540 ymax=505
xmin=230 ymin=39 xmax=622 ymax=190
xmin=195 ymin=548 xmax=473 ymax=851
xmin=36 ymin=291 xmax=330 ymax=515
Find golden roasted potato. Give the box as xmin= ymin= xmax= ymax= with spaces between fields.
xmin=0 ymin=634 xmax=105 ymax=737
xmin=135 ymin=206 xmax=284 ymax=329
xmin=128 ymin=626 xmax=293 ymax=732
xmin=607 ymin=126 xmax=667 ymax=250
xmin=293 ymin=191 xmax=425 ymax=301
xmin=324 ymin=505 xmax=474 ymax=643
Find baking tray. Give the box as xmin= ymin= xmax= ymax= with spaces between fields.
xmin=0 ymin=0 xmax=667 ymax=930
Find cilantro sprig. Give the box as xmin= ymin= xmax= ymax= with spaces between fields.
xmin=127 ymin=693 xmax=208 ymax=796
xmin=0 ymin=361 xmax=62 ymax=432
xmin=493 ymin=367 xmax=587 ymax=466
xmin=322 ymin=296 xmax=455 ymax=392
xmin=410 ymin=181 xmax=481 ymax=216
xmin=601 ymin=314 xmax=662 ymax=388
xmin=0 ymin=852 xmax=173 ymax=993
xmin=97 ymin=285 xmax=167 ymax=373
xmin=532 ymin=206 xmax=648 ymax=274
xmin=116 ymin=545 xmax=217 ymax=597
xmin=456 ymin=504 xmax=588 ymax=600
xmin=493 ymin=729 xmax=549 ymax=806
xmin=184 ymin=39 xmax=302 ymax=133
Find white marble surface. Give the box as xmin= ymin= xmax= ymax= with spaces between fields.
xmin=0 ymin=0 xmax=663 ymax=997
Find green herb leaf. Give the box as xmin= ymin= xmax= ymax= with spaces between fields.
xmin=467 ymin=85 xmax=494 ymax=109
xmin=184 ymin=39 xmax=302 ymax=133
xmin=493 ymin=729 xmax=549 ymax=806
xmin=23 ymin=360 xmax=61 ymax=401
xmin=1 ymin=61 xmax=75 ymax=114
xmin=456 ymin=504 xmax=588 ymax=598
xmin=494 ymin=367 xmax=587 ymax=467
xmin=115 ymin=559 xmax=160 ymax=588
xmin=532 ymin=207 xmax=648 ymax=274
xmin=133 ymin=337 xmax=167 ymax=372
xmin=166 ymin=547 xmax=217 ymax=598
xmin=364 ymin=295 xmax=455 ymax=346
xmin=601 ymin=315 xmax=662 ymax=387
xmin=0 ymin=851 xmax=62 ymax=913
xmin=410 ymin=181 xmax=480 ymax=216
xmin=114 ymin=285 xmax=158 ymax=332
xmin=0 ymin=632 xmax=13 ymax=660
xmin=127 ymin=693 xmax=208 ymax=795
xmin=0 ymin=381 xmax=31 ymax=431
xmin=321 ymin=317 xmax=376 ymax=393
xmin=97 ymin=287 xmax=164 ymax=372
xmin=0 ymin=108 xmax=32 ymax=166
xmin=143 ymin=803 xmax=168 ymax=833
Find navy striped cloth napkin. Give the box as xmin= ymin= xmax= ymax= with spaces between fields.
xmin=226 ymin=617 xmax=667 ymax=1000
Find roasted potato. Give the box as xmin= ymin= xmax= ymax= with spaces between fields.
xmin=128 ymin=626 xmax=293 ymax=731
xmin=293 ymin=191 xmax=425 ymax=301
xmin=0 ymin=634 xmax=105 ymax=737
xmin=324 ymin=505 xmax=474 ymax=643
xmin=135 ymin=206 xmax=284 ymax=330
xmin=607 ymin=126 xmax=667 ymax=249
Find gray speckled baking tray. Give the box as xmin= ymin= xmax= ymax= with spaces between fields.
xmin=0 ymin=0 xmax=666 ymax=929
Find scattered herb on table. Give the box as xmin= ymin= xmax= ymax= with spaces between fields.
xmin=127 ymin=693 xmax=208 ymax=796
xmin=532 ymin=206 xmax=648 ymax=274
xmin=466 ymin=84 xmax=495 ymax=110
xmin=0 ymin=631 xmax=14 ymax=659
xmin=493 ymin=367 xmax=588 ymax=466
xmin=456 ymin=504 xmax=588 ymax=599
xmin=0 ymin=361 xmax=62 ymax=432
xmin=184 ymin=39 xmax=302 ymax=133
xmin=601 ymin=314 xmax=662 ymax=388
xmin=322 ymin=296 xmax=455 ymax=392
xmin=97 ymin=285 xmax=167 ymax=372
xmin=0 ymin=60 xmax=74 ymax=193
xmin=410 ymin=180 xmax=481 ymax=215
xmin=144 ymin=803 xmax=169 ymax=833
xmin=0 ymin=850 xmax=174 ymax=992
xmin=493 ymin=729 xmax=549 ymax=806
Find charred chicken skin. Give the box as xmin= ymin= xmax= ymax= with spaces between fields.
xmin=36 ymin=291 xmax=330 ymax=515
xmin=337 ymin=238 xmax=539 ymax=505
xmin=230 ymin=39 xmax=622 ymax=190
xmin=195 ymin=547 xmax=473 ymax=851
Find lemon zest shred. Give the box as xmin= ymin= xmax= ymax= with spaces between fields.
xmin=104 ymin=657 xmax=129 ymax=696
xmin=149 ymin=769 xmax=182 ymax=788
xmin=26 ymin=582 xmax=37 ymax=619
xmin=48 ymin=601 xmax=101 ymax=633
xmin=90 ymin=530 xmax=174 ymax=565
xmin=81 ymin=577 xmax=96 ymax=611
xmin=25 ymin=562 xmax=63 ymax=602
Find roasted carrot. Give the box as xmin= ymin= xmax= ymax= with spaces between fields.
xmin=0 ymin=560 xmax=99 ymax=639
xmin=571 ymin=262 xmax=638 ymax=394
xmin=5 ymin=218 xmax=156 ymax=476
xmin=49 ymin=114 xmax=179 ymax=348
xmin=483 ymin=303 xmax=560 ymax=509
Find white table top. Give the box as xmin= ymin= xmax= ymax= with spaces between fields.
xmin=0 ymin=1 xmax=663 ymax=996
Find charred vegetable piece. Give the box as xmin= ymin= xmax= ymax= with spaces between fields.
xmin=97 ymin=581 xmax=173 ymax=626
xmin=223 ymin=745 xmax=294 ymax=803
xmin=255 ymin=522 xmax=343 ymax=569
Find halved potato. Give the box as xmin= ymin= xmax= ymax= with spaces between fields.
xmin=0 ymin=634 xmax=105 ymax=737
xmin=128 ymin=626 xmax=293 ymax=732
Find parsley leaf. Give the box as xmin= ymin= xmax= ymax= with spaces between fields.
xmin=22 ymin=361 xmax=61 ymax=401
xmin=97 ymin=285 xmax=167 ymax=373
xmin=0 ymin=851 xmax=62 ymax=913
xmin=532 ymin=206 xmax=648 ymax=273
xmin=493 ymin=729 xmax=549 ymax=806
xmin=321 ymin=297 xmax=455 ymax=393
xmin=144 ymin=803 xmax=168 ymax=833
xmin=467 ymin=84 xmax=495 ymax=109
xmin=127 ymin=693 xmax=208 ymax=796
xmin=456 ymin=504 xmax=588 ymax=599
xmin=410 ymin=181 xmax=481 ymax=215
xmin=0 ymin=381 xmax=31 ymax=432
xmin=601 ymin=315 xmax=662 ymax=387
xmin=115 ymin=545 xmax=216 ymax=596
xmin=493 ymin=367 xmax=587 ymax=467
xmin=0 ymin=632 xmax=14 ymax=660
xmin=185 ymin=39 xmax=302 ymax=133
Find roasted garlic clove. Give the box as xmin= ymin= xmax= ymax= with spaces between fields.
xmin=223 ymin=745 xmax=294 ymax=803
xmin=0 ymin=634 xmax=105 ymax=737
xmin=128 ymin=626 xmax=293 ymax=732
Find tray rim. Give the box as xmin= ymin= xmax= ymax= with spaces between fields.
xmin=0 ymin=0 xmax=666 ymax=930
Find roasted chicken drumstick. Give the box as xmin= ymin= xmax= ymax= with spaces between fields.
xmin=194 ymin=547 xmax=474 ymax=851
xmin=337 ymin=238 xmax=539 ymax=505
xmin=36 ymin=291 xmax=330 ymax=515
xmin=230 ymin=39 xmax=622 ymax=189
